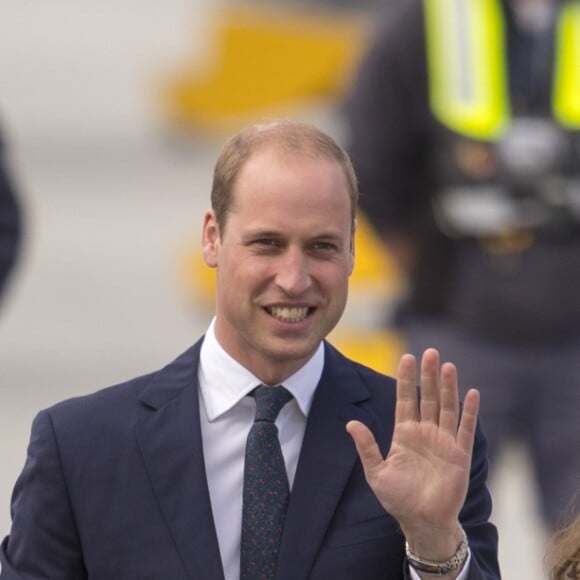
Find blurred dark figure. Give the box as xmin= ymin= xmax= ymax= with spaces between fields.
xmin=344 ymin=0 xmax=580 ymax=531
xmin=0 ymin=124 xmax=22 ymax=307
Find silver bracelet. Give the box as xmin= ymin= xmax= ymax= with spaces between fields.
xmin=405 ymin=528 xmax=469 ymax=576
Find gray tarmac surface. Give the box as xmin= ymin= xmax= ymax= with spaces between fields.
xmin=0 ymin=2 xmax=547 ymax=577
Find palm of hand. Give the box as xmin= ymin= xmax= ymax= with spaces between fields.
xmin=346 ymin=348 xmax=480 ymax=536
xmin=374 ymin=420 xmax=471 ymax=530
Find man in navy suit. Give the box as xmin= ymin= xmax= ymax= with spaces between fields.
xmin=0 ymin=120 xmax=500 ymax=579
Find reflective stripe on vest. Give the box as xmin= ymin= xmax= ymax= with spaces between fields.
xmin=425 ymin=0 xmax=580 ymax=139
xmin=553 ymin=1 xmax=580 ymax=127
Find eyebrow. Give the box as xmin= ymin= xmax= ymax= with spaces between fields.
xmin=244 ymin=228 xmax=345 ymax=240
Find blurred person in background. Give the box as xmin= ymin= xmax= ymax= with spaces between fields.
xmin=344 ymin=0 xmax=580 ymax=533
xmin=546 ymin=491 xmax=580 ymax=578
xmin=0 ymin=121 xmax=22 ymax=309
xmin=546 ymin=515 xmax=580 ymax=578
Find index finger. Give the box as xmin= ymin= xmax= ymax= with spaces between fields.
xmin=395 ymin=353 xmax=419 ymax=423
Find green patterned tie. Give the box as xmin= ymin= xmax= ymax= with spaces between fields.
xmin=240 ymin=385 xmax=293 ymax=580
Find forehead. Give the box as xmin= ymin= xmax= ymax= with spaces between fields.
xmin=222 ymin=149 xmax=352 ymax=238
xmin=232 ymin=148 xmax=350 ymax=210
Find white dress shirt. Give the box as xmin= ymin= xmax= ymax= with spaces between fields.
xmin=198 ymin=319 xmax=469 ymax=580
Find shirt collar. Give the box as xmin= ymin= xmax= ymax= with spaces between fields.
xmin=198 ymin=318 xmax=324 ymax=421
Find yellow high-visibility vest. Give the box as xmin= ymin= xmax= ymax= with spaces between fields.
xmin=424 ymin=0 xmax=580 ymax=140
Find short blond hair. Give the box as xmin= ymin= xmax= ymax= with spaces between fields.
xmin=211 ymin=120 xmax=359 ymax=232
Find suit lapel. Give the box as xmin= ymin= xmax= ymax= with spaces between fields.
xmin=135 ymin=340 xmax=225 ymax=580
xmin=277 ymin=342 xmax=375 ymax=580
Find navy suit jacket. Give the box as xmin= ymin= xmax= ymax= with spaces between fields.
xmin=1 ymin=339 xmax=500 ymax=579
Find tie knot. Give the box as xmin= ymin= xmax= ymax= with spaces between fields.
xmin=252 ymin=385 xmax=293 ymax=422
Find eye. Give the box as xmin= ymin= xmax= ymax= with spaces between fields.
xmin=254 ymin=238 xmax=280 ymax=247
xmin=312 ymin=241 xmax=337 ymax=251
xmin=249 ymin=238 xmax=283 ymax=253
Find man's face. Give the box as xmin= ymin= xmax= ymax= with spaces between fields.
xmin=202 ymin=148 xmax=355 ymax=385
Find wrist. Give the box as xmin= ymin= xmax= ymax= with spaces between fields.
xmin=403 ymin=523 xmax=464 ymax=561
xmin=405 ymin=526 xmax=468 ymax=578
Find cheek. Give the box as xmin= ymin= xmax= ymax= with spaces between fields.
xmin=241 ymin=255 xmax=279 ymax=280
xmin=319 ymin=263 xmax=351 ymax=293
xmin=220 ymin=255 xmax=271 ymax=291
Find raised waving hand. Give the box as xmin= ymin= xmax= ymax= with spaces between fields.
xmin=347 ymin=348 xmax=480 ymax=573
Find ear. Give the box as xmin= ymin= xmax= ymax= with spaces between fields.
xmin=202 ymin=210 xmax=220 ymax=268
xmin=348 ymin=219 xmax=356 ymax=276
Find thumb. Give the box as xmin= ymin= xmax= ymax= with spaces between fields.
xmin=346 ymin=420 xmax=384 ymax=475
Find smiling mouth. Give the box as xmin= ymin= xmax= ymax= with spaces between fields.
xmin=266 ymin=306 xmax=312 ymax=323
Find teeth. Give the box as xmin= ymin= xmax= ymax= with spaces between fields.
xmin=268 ymin=306 xmax=309 ymax=322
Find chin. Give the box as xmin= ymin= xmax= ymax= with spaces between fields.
xmin=264 ymin=340 xmax=319 ymax=364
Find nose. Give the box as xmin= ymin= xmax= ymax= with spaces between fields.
xmin=275 ymin=248 xmax=312 ymax=296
